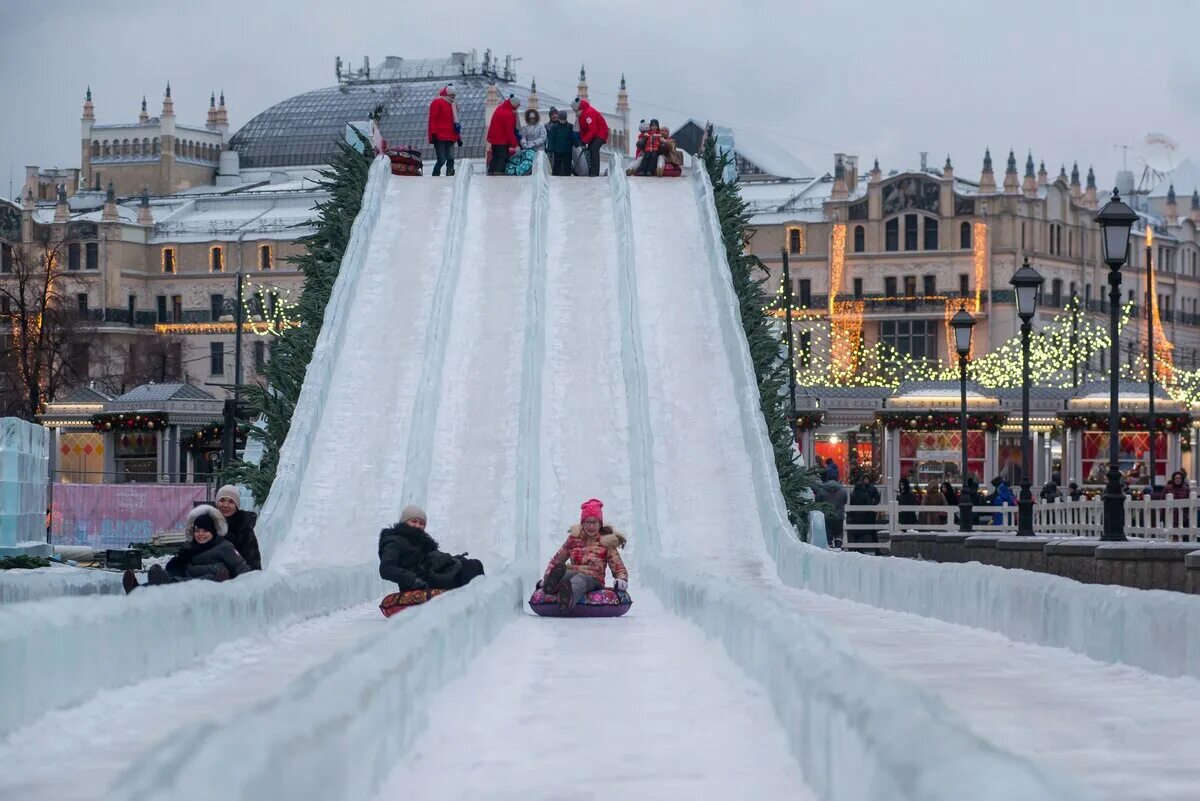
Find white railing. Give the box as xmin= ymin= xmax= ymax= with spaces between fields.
xmin=837 ymin=492 xmax=1199 ymax=548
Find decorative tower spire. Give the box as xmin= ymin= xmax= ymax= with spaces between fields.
xmin=54 ymin=184 xmax=70 ymax=222
xmin=1002 ymin=149 xmax=1019 ymax=193
xmin=1191 ymin=189 xmax=1200 ymax=223
xmin=1083 ymin=166 xmax=1098 ymax=208
xmin=215 ymin=90 xmax=229 ymax=130
xmin=82 ymin=86 xmax=95 ymax=122
xmin=979 ymin=148 xmax=996 ymax=194
xmin=615 ymin=74 xmax=630 ymax=156
xmin=1058 ymin=164 xmax=1067 ymax=182
xmin=1022 ymin=151 xmax=1037 ymax=197
xmin=1037 ymin=160 xmax=1048 ymax=187
xmin=576 ymin=64 xmax=588 ymax=100
xmin=870 ymin=157 xmax=882 ymax=183
xmin=207 ymin=91 xmax=218 ymax=128
xmin=161 ymin=81 xmax=174 ymax=117
xmin=527 ymin=77 xmax=539 ymax=116
xmin=23 ymin=186 xmax=35 ymax=211
xmin=831 ymin=154 xmax=848 ymax=200
xmin=943 ymin=154 xmax=953 ymax=179
xmin=138 ymin=94 xmax=149 ymax=123
xmin=1069 ymin=161 xmax=1082 ymax=200
xmin=137 ymin=184 xmax=153 ymax=225
xmin=1166 ymin=183 xmax=1179 ymax=225
xmin=102 ymin=181 xmax=119 ymax=222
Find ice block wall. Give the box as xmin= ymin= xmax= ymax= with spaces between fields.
xmin=0 ymin=418 xmax=51 ymax=558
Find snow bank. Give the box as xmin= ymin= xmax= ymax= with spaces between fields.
xmin=256 ymin=156 xmax=392 ymax=565
xmin=0 ymin=562 xmax=389 ymax=739
xmin=0 ymin=565 xmax=122 ymax=603
xmin=642 ymin=561 xmax=1094 ymax=801
xmin=109 ymin=572 xmax=524 ymax=801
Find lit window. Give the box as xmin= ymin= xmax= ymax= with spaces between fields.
xmin=162 ymin=247 xmax=175 ymax=273
xmin=787 ymin=227 xmax=805 ymax=255
xmin=259 ymin=244 xmax=272 ymax=270
xmin=210 ymin=246 xmax=224 ymax=272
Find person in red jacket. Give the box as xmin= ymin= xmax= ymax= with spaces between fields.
xmin=427 ymin=84 xmax=461 ymax=177
xmin=486 ymin=94 xmax=520 ymax=175
xmin=571 ymin=97 xmax=610 ymax=177
xmin=542 ymin=498 xmax=628 ymax=612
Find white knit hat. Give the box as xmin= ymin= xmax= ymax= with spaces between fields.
xmin=400 ymin=504 xmax=427 ymax=524
xmin=215 ymin=484 xmax=240 ymax=508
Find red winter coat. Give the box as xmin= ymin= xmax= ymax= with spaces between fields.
xmin=576 ymin=99 xmax=609 ymax=145
xmin=545 ymin=524 xmax=628 ymax=585
xmin=428 ymin=89 xmax=458 ymax=144
xmin=487 ymin=101 xmax=519 ymax=147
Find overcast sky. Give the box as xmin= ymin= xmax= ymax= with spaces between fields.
xmin=3 ymin=0 xmax=1199 ymax=199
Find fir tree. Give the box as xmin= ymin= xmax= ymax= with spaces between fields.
xmin=222 ymin=133 xmax=373 ymax=501
xmin=701 ymin=128 xmax=825 ymax=537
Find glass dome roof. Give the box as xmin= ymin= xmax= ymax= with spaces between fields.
xmin=230 ymin=76 xmax=566 ymax=169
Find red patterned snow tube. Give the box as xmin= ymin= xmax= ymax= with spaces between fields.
xmin=528 ymin=587 xmax=632 ymax=618
xmin=379 ymin=588 xmax=446 ymax=618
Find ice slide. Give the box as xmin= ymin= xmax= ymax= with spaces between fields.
xmin=4 ymin=155 xmax=1200 ymax=801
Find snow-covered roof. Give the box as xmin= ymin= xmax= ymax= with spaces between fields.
xmin=148 ymin=192 xmax=320 ymax=243
xmin=114 ymin=382 xmax=216 ymax=403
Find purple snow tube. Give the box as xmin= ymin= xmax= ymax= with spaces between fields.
xmin=528 ymin=587 xmax=632 ymax=618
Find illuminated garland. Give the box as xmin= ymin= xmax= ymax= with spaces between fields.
xmin=241 ymin=284 xmax=299 ymax=336
xmin=830 ymin=299 xmax=864 ymax=379
xmin=91 ymin=412 xmax=167 ymax=432
xmin=1145 ymin=228 xmax=1175 ymax=381
xmin=877 ymin=411 xmax=1007 ymax=431
xmin=1060 ymin=412 xmax=1190 ymax=432
xmin=828 ymin=223 xmax=846 ymax=315
xmin=794 ymin=411 xmax=825 ymax=431
xmin=972 ymin=222 xmax=987 ymax=311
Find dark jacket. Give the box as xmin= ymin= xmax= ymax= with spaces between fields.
xmin=847 ymin=483 xmax=880 ymax=526
xmin=897 ymin=483 xmax=918 ymax=526
xmin=223 ymin=510 xmax=262 ymax=571
xmin=545 ymin=120 xmax=574 ymax=154
xmin=377 ymin=522 xmax=483 ymax=591
xmin=165 ymin=536 xmax=251 ymax=582
xmin=819 ymin=479 xmax=848 ymax=520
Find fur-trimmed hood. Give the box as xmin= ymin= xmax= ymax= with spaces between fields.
xmin=379 ymin=521 xmax=440 ymax=552
xmin=185 ymin=504 xmax=228 ymax=541
xmin=568 ymin=523 xmax=627 ymax=549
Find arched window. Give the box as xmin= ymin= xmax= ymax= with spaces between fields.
xmin=1051 ymin=278 xmax=1063 ymax=307
xmin=122 ymin=139 xmax=131 ymax=156
xmin=1068 ymin=230 xmax=1074 ymax=258
xmin=152 ymin=138 xmax=160 ymax=156
xmin=210 ymin=245 xmax=224 ymax=272
xmin=91 ymin=141 xmax=99 ymax=158
xmin=960 ymin=221 xmax=972 ymax=249
xmin=1056 ymin=225 xmax=1063 ymax=256
xmin=885 ymin=218 xmax=899 ymax=252
xmin=132 ymin=139 xmax=141 ymax=156
xmin=853 ymin=225 xmax=865 ymax=253
xmin=923 ymin=217 xmax=939 ymax=250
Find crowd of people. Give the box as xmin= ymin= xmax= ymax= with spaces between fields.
xmin=427 ymin=83 xmax=677 ymax=179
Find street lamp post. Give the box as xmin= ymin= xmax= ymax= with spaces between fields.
xmin=1095 ymin=189 xmax=1138 ymax=541
xmin=1146 ymin=227 xmax=1157 ymax=494
xmin=1010 ymin=258 xmax=1044 ymax=536
xmin=951 ymin=308 xmax=976 ymax=532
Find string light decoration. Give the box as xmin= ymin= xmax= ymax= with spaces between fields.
xmin=240 ymin=283 xmax=299 ymax=336
xmin=942 ymin=297 xmax=977 ymax=364
xmin=1145 ymin=226 xmax=1175 ymax=381
xmin=184 ymin=421 xmax=248 ymax=450
xmin=972 ymin=222 xmax=987 ymax=311
xmin=794 ymin=411 xmax=825 ymax=430
xmin=828 ymin=223 xmax=846 ymax=316
xmin=154 ymin=321 xmax=300 ymax=335
xmin=830 ymin=298 xmax=864 ymax=379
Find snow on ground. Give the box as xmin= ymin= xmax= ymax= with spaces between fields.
xmin=373 ymin=590 xmax=814 ymax=801
xmin=424 ymin=176 xmax=532 ymax=568
xmin=781 ymin=588 xmax=1200 ymax=801
xmin=0 ymin=603 xmax=384 ymax=801
xmin=270 ymin=176 xmax=454 ymax=572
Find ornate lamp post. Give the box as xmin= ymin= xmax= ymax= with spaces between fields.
xmin=951 ymin=308 xmax=976 ymax=532
xmin=1095 ymin=190 xmax=1138 ymax=541
xmin=780 ymin=248 xmax=798 ymax=443
xmin=1010 ymin=258 xmax=1044 ymax=536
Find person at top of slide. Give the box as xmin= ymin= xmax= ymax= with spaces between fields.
xmin=542 ymin=498 xmax=628 ymax=612
xmin=570 ymin=97 xmax=609 ymax=177
xmin=427 ymin=84 xmax=462 ymax=177
xmin=486 ymin=94 xmax=520 ymax=175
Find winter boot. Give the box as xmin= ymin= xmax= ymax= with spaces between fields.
xmin=543 ymin=564 xmax=567 ymax=596
xmin=557 ymin=575 xmax=577 ymax=612
xmin=147 ymin=564 xmax=170 ymax=586
xmin=122 ymin=569 xmax=139 ymax=594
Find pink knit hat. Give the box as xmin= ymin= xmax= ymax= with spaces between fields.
xmin=580 ymin=498 xmax=604 ymax=524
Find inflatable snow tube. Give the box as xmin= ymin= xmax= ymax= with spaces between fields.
xmin=379 ymin=588 xmax=446 ymax=618
xmin=528 ymin=587 xmax=632 ymax=618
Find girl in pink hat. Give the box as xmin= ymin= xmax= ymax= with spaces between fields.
xmin=542 ymin=498 xmax=628 ymax=611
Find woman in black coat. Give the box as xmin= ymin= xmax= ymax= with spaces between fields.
xmin=897 ymin=478 xmax=919 ymax=527
xmin=124 ymin=505 xmax=250 ymax=592
xmin=215 ymin=484 xmax=262 ymax=570
xmin=378 ymin=505 xmax=484 ymax=591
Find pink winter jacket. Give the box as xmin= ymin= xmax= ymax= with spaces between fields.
xmin=545 ymin=524 xmax=628 ymax=585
